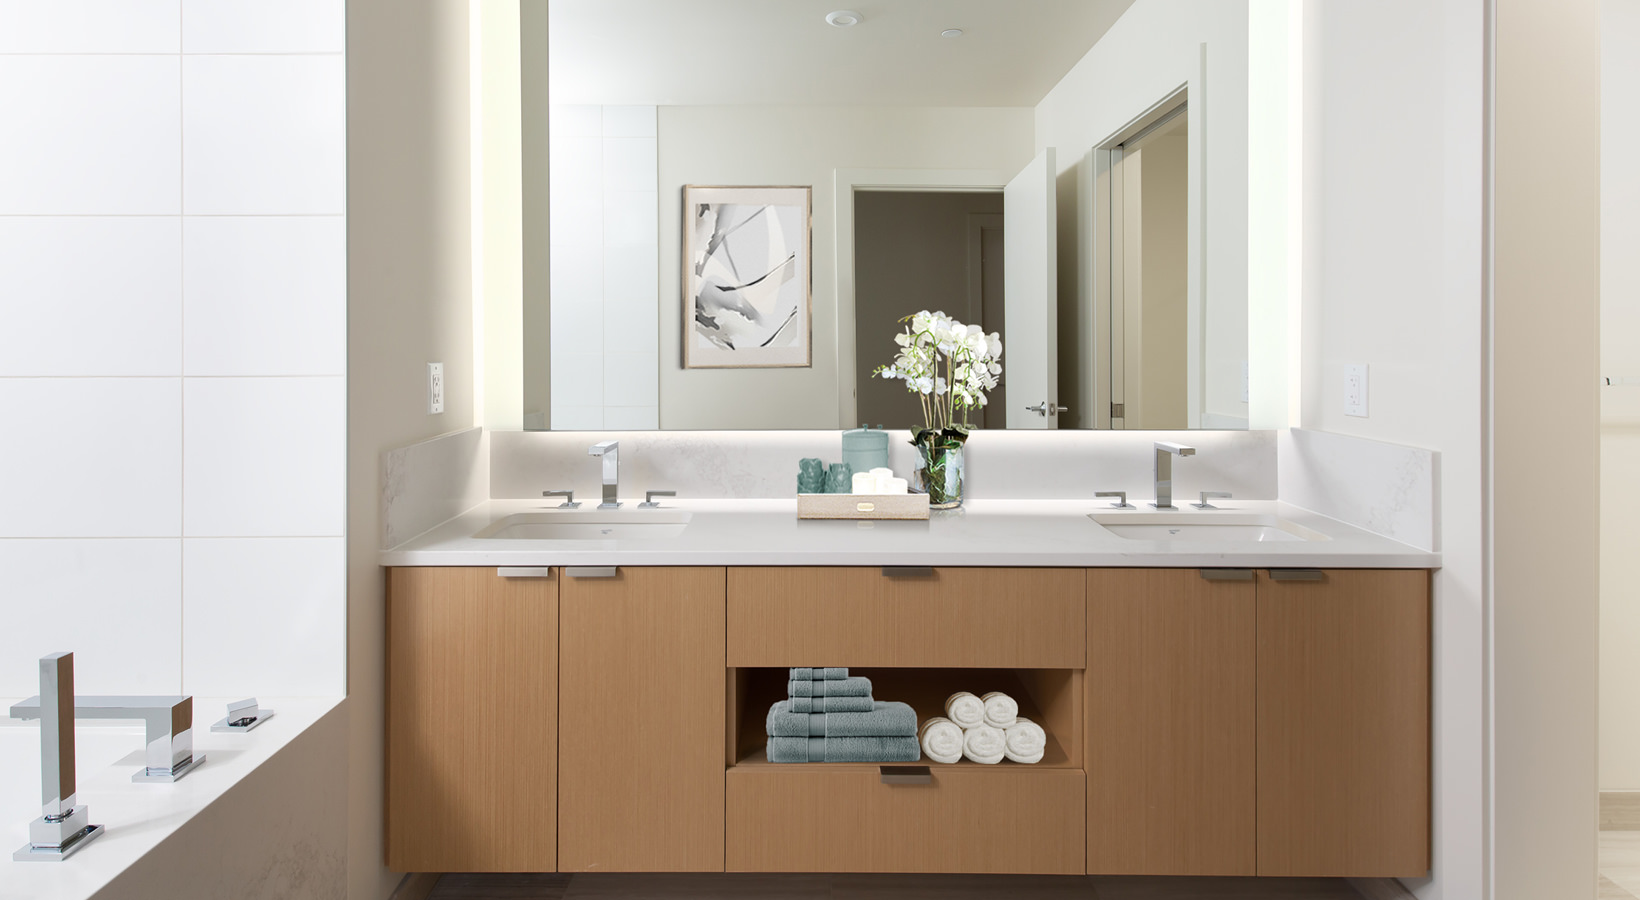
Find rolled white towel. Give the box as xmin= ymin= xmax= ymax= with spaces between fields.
xmin=944 ymin=691 xmax=985 ymax=730
xmin=962 ymin=724 xmax=1006 ymax=764
xmin=981 ymin=691 xmax=1018 ymax=729
xmin=919 ymin=716 xmax=964 ymax=765
xmin=1003 ymin=716 xmax=1047 ymax=764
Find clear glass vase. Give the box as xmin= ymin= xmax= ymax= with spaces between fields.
xmin=914 ymin=436 xmax=965 ymax=509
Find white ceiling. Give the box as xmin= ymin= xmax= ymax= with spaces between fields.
xmin=547 ymin=0 xmax=1137 ymax=108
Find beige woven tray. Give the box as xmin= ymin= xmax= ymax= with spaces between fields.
xmin=796 ymin=493 xmax=931 ymax=520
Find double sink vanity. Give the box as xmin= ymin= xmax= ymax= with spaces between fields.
xmin=381 ymin=437 xmax=1434 ymax=880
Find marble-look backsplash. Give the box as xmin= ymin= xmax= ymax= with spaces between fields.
xmin=1278 ymin=427 xmax=1437 ymax=551
xmin=381 ymin=426 xmax=489 ymax=548
xmin=487 ymin=429 xmax=1279 ymax=504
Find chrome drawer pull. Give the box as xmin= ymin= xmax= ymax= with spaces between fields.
xmin=565 ymin=566 xmax=619 ymax=579
xmin=880 ymin=765 xmax=932 ymax=785
xmin=1199 ymin=569 xmax=1254 ymax=582
xmin=497 ymin=567 xmax=553 ymax=578
xmin=1269 ymin=569 xmax=1326 ymax=582
xmin=882 ymin=566 xmax=934 ymax=578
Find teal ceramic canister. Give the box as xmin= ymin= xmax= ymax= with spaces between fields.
xmin=841 ymin=426 xmax=890 ymax=475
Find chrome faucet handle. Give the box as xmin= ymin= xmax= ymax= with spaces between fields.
xmin=1095 ymin=491 xmax=1135 ymax=510
xmin=1191 ymin=491 xmax=1232 ymax=510
xmin=639 ymin=490 xmax=675 ymax=509
xmin=14 ymin=652 xmax=104 ymax=862
xmin=542 ymin=489 xmax=580 ymax=509
xmin=211 ymin=697 xmax=275 ymax=733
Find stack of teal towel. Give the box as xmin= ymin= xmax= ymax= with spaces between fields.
xmin=766 ymin=667 xmax=921 ymax=763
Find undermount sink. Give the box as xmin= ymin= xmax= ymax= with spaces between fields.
xmin=474 ymin=509 xmax=693 ymax=540
xmin=1088 ymin=512 xmax=1330 ymax=543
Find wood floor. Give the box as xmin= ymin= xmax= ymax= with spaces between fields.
xmin=424 ymin=874 xmax=1366 ymax=899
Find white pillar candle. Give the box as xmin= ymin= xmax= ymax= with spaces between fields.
xmin=851 ymin=471 xmax=878 ymax=495
xmin=886 ymin=477 xmax=908 ymax=495
xmin=870 ymin=467 xmax=894 ymax=493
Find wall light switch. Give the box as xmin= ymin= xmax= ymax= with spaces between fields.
xmin=427 ymin=362 xmax=444 ymax=414
xmin=1344 ymin=363 xmax=1368 ymax=417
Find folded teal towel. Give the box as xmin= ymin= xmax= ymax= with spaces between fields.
xmin=765 ymin=700 xmax=918 ymax=738
xmin=788 ymin=667 xmax=848 ymax=681
xmin=767 ymin=735 xmax=922 ymax=763
xmin=788 ymin=695 xmax=874 ymax=713
xmin=788 ymin=677 xmax=872 ymax=698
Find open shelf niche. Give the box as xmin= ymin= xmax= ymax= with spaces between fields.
xmin=727 ymin=667 xmax=1082 ymax=770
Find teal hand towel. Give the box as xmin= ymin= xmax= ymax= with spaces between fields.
xmin=765 ymin=700 xmax=918 ymax=738
xmin=787 ymin=677 xmax=871 ymax=698
xmin=788 ymin=667 xmax=848 ymax=681
xmin=788 ymin=695 xmax=874 ymax=713
xmin=767 ymin=735 xmax=922 ymax=763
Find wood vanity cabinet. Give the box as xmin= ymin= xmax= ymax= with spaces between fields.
xmin=1256 ymin=568 xmax=1431 ymax=877
xmin=1085 ymin=567 xmax=1431 ymax=879
xmin=557 ymin=566 xmax=727 ymax=872
xmin=386 ymin=567 xmax=558 ymax=873
xmin=1086 ymin=568 xmax=1258 ymax=876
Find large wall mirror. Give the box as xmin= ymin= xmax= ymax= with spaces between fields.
xmin=524 ymin=0 xmax=1268 ymax=431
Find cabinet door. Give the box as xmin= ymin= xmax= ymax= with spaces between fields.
xmin=387 ymin=567 xmax=557 ymax=872
xmin=1257 ymin=569 xmax=1430 ymax=877
xmin=558 ymin=566 xmax=727 ymax=872
xmin=1086 ymin=569 xmax=1256 ymax=875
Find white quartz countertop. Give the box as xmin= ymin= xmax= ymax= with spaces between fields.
xmin=380 ymin=499 xmax=1438 ymax=569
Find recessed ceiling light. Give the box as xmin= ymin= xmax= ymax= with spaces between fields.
xmin=941 ymin=28 xmax=964 ymax=38
xmin=826 ymin=10 xmax=863 ymax=27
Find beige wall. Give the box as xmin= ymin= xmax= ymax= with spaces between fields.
xmin=1493 ymin=0 xmax=1601 ymax=896
xmin=656 ymin=105 xmax=1034 ymax=429
xmin=1602 ymin=0 xmax=1640 ymax=793
xmin=346 ymin=0 xmax=475 ymax=897
xmin=854 ymin=190 xmax=1005 ymax=430
xmin=1135 ymin=128 xmax=1189 ymax=429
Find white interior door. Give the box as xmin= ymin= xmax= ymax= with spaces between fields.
xmin=1004 ymin=148 xmax=1059 ymax=429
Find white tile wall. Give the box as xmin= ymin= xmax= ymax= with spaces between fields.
xmin=0 ymin=217 xmax=182 ymax=376
xmin=181 ymin=0 xmax=345 ymax=54
xmin=550 ymin=105 xmax=660 ymax=430
xmin=182 ymin=55 xmax=346 ymax=215
xmin=0 ymin=56 xmax=181 ymax=214
xmin=0 ymin=379 xmax=183 ymax=537
xmin=0 ymin=1 xmax=180 ymax=53
xmin=0 ymin=539 xmax=183 ymax=695
xmin=183 ymin=377 xmax=346 ymax=537
xmin=0 ymin=4 xmax=347 ymax=698
xmin=182 ymin=537 xmax=345 ymax=697
xmin=183 ymin=217 xmax=346 ymax=375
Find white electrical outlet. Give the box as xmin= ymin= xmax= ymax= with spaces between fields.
xmin=1344 ymin=363 xmax=1368 ymax=417
xmin=427 ymin=362 xmax=444 ymax=414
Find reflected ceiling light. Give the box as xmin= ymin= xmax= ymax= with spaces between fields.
xmin=826 ymin=10 xmax=863 ymax=27
xmin=941 ymin=28 xmax=964 ymax=38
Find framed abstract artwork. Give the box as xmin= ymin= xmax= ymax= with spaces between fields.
xmin=682 ymin=185 xmax=812 ymax=368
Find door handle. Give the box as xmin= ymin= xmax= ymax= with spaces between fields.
xmin=1025 ymin=402 xmax=1069 ymax=416
xmin=1268 ymin=569 xmax=1326 ymax=582
xmin=497 ymin=567 xmax=553 ymax=578
xmin=565 ymin=566 xmax=619 ymax=579
xmin=1199 ymin=569 xmax=1254 ymax=582
xmin=882 ymin=566 xmax=934 ymax=578
xmin=880 ymin=765 xmax=932 ymax=785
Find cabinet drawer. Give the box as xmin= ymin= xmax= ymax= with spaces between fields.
xmin=728 ymin=567 xmax=1085 ymax=667
xmin=726 ymin=767 xmax=1085 ymax=873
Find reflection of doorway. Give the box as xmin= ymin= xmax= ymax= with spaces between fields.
xmin=1111 ymin=103 xmax=1189 ymax=429
xmin=853 ymin=190 xmax=1004 ymax=430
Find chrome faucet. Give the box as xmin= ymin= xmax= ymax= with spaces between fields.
xmin=589 ymin=440 xmax=620 ymax=509
xmin=14 ymin=652 xmax=104 ymax=862
xmin=12 ymin=692 xmax=203 ymax=784
xmin=1151 ymin=441 xmax=1197 ymax=510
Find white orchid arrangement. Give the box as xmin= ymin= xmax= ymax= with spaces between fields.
xmin=875 ymin=310 xmax=1003 ymax=435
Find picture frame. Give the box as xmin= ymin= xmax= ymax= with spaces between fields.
xmin=682 ymin=184 xmax=813 ymax=369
